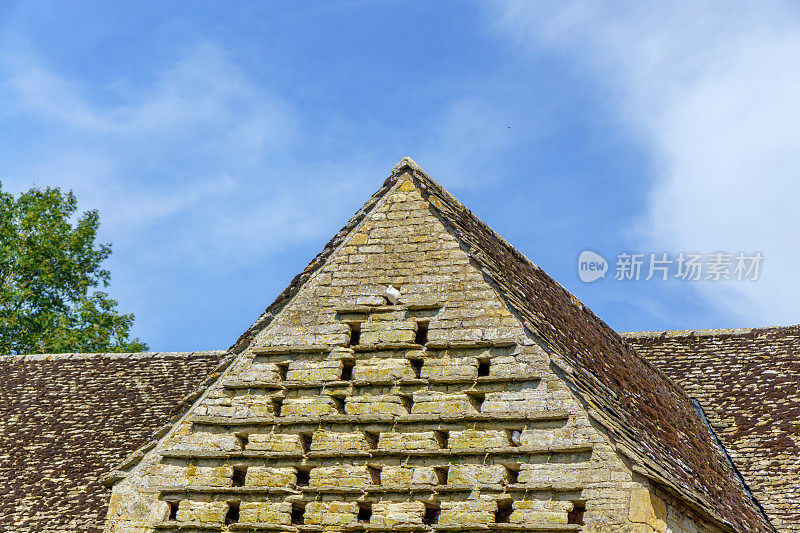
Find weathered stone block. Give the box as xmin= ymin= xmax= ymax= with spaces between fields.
xmin=226 ymin=362 xmax=281 ymax=383
xmin=353 ymin=357 xmax=415 ymax=381
xmin=421 ymin=357 xmax=478 ymax=380
xmin=380 ymin=465 xmax=438 ymax=485
xmin=240 ymin=502 xmax=291 ymax=524
xmin=369 ymin=309 xmax=407 ymax=321
xmin=286 ymin=360 xmax=342 ymax=381
xmin=184 ymin=465 xmax=233 ymax=487
xmin=281 ymin=396 xmax=338 ymax=417
xmin=246 ymin=433 xmax=302 ymax=452
xmin=360 ymin=320 xmax=416 ymax=344
xmin=448 ymin=429 xmax=508 ymax=450
xmin=371 ymin=501 xmax=425 ymax=526
xmin=310 ymin=430 xmax=368 ymax=451
xmin=197 ymin=397 xmax=232 ymax=417
xmin=164 ymin=431 xmax=240 ymax=452
xmin=481 ymin=390 xmax=541 ymax=413
xmin=411 ymin=392 xmax=476 ymax=415
xmin=629 ymin=489 xmax=667 ymax=533
xmin=175 ymin=500 xmax=227 ymax=523
xmin=439 ymin=499 xmax=497 ymax=526
xmin=345 ymin=394 xmax=408 ymax=416
xmin=245 ymin=466 xmax=296 ymax=487
xmin=309 ymin=465 xmax=371 ymax=487
xmin=518 ymin=463 xmax=587 ymax=485
xmin=230 ymin=394 xmax=273 ymax=418
xmin=489 ymin=355 xmax=539 ymax=377
xmin=378 ymin=431 xmax=440 ymax=451
xmin=510 ymin=500 xmax=572 ymax=524
xmin=304 ymin=501 xmax=358 ymax=526
xmin=448 ymin=464 xmax=507 ymax=485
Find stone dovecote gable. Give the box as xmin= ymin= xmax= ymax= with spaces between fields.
xmin=624 ymin=326 xmax=800 ymax=533
xmin=104 ymin=159 xmax=764 ymax=533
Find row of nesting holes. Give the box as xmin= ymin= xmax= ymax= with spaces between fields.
xmin=236 ymin=429 xmax=523 ymax=454
xmin=221 ymin=463 xmax=518 ymax=489
xmin=270 ymin=393 xmax=488 ymax=417
xmin=347 ymin=321 xmax=429 ymax=347
xmin=168 ymin=499 xmax=585 ymax=526
xmin=278 ymin=356 xmax=491 ymax=383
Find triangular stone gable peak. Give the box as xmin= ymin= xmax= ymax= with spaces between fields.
xmin=105 ymin=163 xmax=732 ymax=533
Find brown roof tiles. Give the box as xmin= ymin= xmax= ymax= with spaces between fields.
xmin=625 ymin=326 xmax=800 ymax=532
xmin=0 ymin=351 xmax=225 ymax=532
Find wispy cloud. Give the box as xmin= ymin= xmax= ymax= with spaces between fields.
xmin=0 ymin=41 xmax=291 ymax=238
xmin=493 ymin=1 xmax=800 ymax=326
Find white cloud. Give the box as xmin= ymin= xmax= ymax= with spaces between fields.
xmin=0 ymin=40 xmax=303 ymax=257
xmin=493 ymin=1 xmax=800 ymax=326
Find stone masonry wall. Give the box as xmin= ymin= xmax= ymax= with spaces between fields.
xmin=104 ymin=174 xmax=731 ymax=533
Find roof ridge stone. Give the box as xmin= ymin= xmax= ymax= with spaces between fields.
xmin=7 ymin=350 xmax=226 ymax=361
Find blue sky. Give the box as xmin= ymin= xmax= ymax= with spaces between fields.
xmin=2 ymin=1 xmax=799 ymax=351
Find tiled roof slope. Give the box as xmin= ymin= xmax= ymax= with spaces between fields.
xmin=397 ymin=159 xmax=772 ymax=531
xmin=0 ymin=351 xmax=225 ymax=532
xmin=624 ymin=326 xmax=800 ymax=532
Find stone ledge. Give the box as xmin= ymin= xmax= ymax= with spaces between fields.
xmin=153 ymin=520 xmax=581 ymax=533
xmin=153 ymin=521 xmax=223 ymax=532
xmin=160 ymin=446 xmax=592 ymax=466
xmin=252 ymin=345 xmax=332 ymax=355
xmin=424 ymin=339 xmax=517 ymax=349
xmin=335 ymin=302 xmax=442 ymax=313
xmin=190 ymin=411 xmax=569 ymax=428
xmin=223 ymin=373 xmax=543 ymax=391
xmin=158 ymin=482 xmax=584 ymax=499
xmin=351 ymin=342 xmax=422 ymax=352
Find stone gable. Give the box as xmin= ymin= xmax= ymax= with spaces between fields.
xmin=103 ymin=164 xmax=757 ymax=533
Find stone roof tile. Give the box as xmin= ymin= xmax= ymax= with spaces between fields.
xmin=0 ymin=351 xmax=225 ymax=532
xmin=624 ymin=325 xmax=800 ymax=532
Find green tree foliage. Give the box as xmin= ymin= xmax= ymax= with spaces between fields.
xmin=0 ymin=184 xmax=148 ymax=354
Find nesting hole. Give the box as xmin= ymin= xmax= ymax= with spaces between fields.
xmin=477 ymin=357 xmax=491 ymax=377
xmin=232 ymin=466 xmax=247 ymax=487
xmin=434 ymin=466 xmax=449 ymax=485
xmin=414 ymin=321 xmax=429 ymax=345
xmin=291 ymin=502 xmax=306 ymax=525
xmin=295 ymin=466 xmax=311 ymax=487
xmin=494 ymin=500 xmax=513 ymax=523
xmin=433 ymin=430 xmax=449 ymax=449
xmin=568 ymin=501 xmax=585 ymax=525
xmin=504 ymin=465 xmax=520 ymax=485
xmin=225 ymin=501 xmax=240 ymax=525
xmin=236 ymin=434 xmax=249 ymax=450
xmin=364 ymin=431 xmax=379 ymax=449
xmin=332 ymin=396 xmax=346 ymax=414
xmin=358 ymin=502 xmax=373 ymax=523
xmin=507 ymin=429 xmax=523 ymax=447
xmin=409 ymin=358 xmax=424 ymax=379
xmin=272 ymin=397 xmax=283 ymax=417
xmin=467 ymin=392 xmax=486 ymax=412
xmin=423 ymin=503 xmax=440 ymax=525
xmin=275 ymin=362 xmax=289 ymax=381
xmin=367 ymin=465 xmax=382 ymax=485
xmin=348 ymin=323 xmax=361 ymax=346
xmin=299 ymin=433 xmax=313 ymax=454
xmin=399 ymin=394 xmax=414 ymax=413
xmin=341 ymin=358 xmax=355 ymax=381
xmin=167 ymin=500 xmax=179 ymax=521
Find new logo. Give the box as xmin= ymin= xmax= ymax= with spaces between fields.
xmin=578 ymin=250 xmax=608 ymax=283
